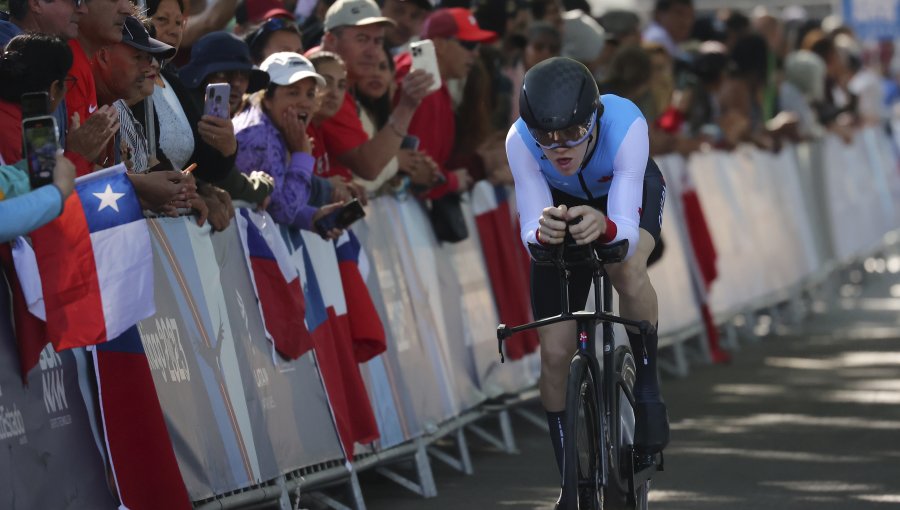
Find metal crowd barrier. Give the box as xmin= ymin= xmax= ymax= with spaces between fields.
xmin=2 ymin=127 xmax=899 ymax=509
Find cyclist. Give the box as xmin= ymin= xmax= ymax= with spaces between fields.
xmin=505 ymin=57 xmax=670 ymax=488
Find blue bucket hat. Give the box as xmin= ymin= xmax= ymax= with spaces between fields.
xmin=179 ymin=31 xmax=270 ymax=92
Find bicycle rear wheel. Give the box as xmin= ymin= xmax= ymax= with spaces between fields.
xmin=561 ymin=354 xmax=602 ymax=510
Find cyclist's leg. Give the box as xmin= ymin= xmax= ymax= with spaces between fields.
xmin=606 ymin=230 xmax=669 ymax=455
xmin=531 ymin=257 xmax=593 ymax=476
xmin=605 ymin=160 xmax=669 ymax=455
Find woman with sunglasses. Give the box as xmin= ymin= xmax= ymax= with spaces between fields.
xmin=506 ymin=56 xmax=669 ymax=494
xmin=245 ymin=17 xmax=304 ymax=66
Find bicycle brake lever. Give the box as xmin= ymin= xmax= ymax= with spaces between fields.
xmin=497 ymin=325 xmax=509 ymax=363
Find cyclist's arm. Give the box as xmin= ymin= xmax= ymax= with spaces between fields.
xmin=506 ymin=127 xmax=553 ymax=248
xmin=608 ymin=116 xmax=650 ymax=259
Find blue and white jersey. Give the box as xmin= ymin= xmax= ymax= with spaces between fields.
xmin=506 ymin=94 xmax=649 ymax=259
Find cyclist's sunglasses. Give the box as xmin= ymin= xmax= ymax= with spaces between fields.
xmin=530 ymin=110 xmax=597 ymax=150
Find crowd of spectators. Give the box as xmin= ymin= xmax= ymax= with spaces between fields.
xmin=1 ymin=0 xmax=899 ymax=294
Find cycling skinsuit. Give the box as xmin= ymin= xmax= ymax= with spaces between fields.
xmin=505 ymin=94 xmax=666 ymax=319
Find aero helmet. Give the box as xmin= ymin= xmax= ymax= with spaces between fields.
xmin=519 ymin=57 xmax=601 ymax=148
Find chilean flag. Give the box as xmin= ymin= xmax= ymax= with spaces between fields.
xmin=471 ymin=182 xmax=540 ymax=360
xmin=334 ymin=231 xmax=385 ymax=363
xmin=293 ymin=231 xmax=379 ymax=459
xmin=93 ymin=326 xmax=192 ymax=510
xmin=235 ymin=208 xmax=312 ymax=360
xmin=19 ymin=164 xmax=154 ymax=352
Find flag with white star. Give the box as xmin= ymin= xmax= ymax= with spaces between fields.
xmin=21 ymin=164 xmax=154 ymax=351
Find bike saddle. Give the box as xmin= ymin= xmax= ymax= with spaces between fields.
xmin=594 ymin=238 xmax=629 ymax=264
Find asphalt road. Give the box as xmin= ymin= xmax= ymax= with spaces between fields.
xmin=360 ymin=262 xmax=900 ymax=510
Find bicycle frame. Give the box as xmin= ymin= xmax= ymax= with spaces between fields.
xmin=496 ymin=240 xmax=654 ymax=495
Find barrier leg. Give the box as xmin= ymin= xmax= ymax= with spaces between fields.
xmin=514 ymin=407 xmax=551 ymax=432
xmin=467 ymin=410 xmax=519 ymax=454
xmin=427 ymin=427 xmax=474 ymax=475
xmin=374 ymin=439 xmax=438 ymax=498
xmin=657 ymin=342 xmax=690 ymax=378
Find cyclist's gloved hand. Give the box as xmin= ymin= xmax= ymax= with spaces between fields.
xmin=566 ymin=205 xmax=607 ymax=245
xmin=538 ymin=204 xmax=568 ymax=245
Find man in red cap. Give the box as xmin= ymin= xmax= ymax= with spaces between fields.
xmin=394 ymin=7 xmax=496 ymax=199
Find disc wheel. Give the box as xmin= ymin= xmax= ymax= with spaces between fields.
xmin=561 ymin=355 xmax=603 ymax=510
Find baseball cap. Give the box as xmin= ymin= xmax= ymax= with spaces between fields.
xmin=324 ymin=0 xmax=396 ymax=32
xmin=598 ymin=10 xmax=640 ymax=40
xmin=562 ymin=10 xmax=605 ymax=63
xmin=122 ymin=16 xmax=176 ymax=59
xmin=237 ymin=0 xmax=295 ymax=24
xmin=261 ymin=52 xmax=326 ymax=87
xmin=179 ymin=32 xmax=270 ymax=92
xmin=420 ymin=8 xmax=497 ymax=43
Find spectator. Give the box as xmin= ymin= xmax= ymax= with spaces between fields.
xmin=115 ymin=54 xmax=161 ymax=172
xmin=92 ymin=17 xmax=176 ymax=169
xmin=595 ymin=10 xmax=642 ymax=82
xmin=506 ymin=22 xmax=561 ymax=123
xmin=140 ymin=0 xmax=236 ymax=187
xmin=722 ymin=10 xmax=750 ymax=51
xmin=561 ymin=9 xmax=605 ymax=79
xmin=685 ymin=41 xmax=730 ymax=138
xmin=178 ymin=0 xmax=241 ymax=49
xmin=319 ymin=0 xmax=433 ymax=183
xmin=1 ymin=32 xmax=193 ymax=212
xmin=395 ymin=7 xmax=496 ymax=198
xmin=234 ymin=0 xmax=295 ymax=35
xmin=245 ymin=16 xmax=305 ymax=65
xmin=643 ymin=0 xmax=695 ymax=61
xmin=0 ymin=153 xmax=76 ymax=243
xmin=354 ymin=45 xmax=438 ymax=193
xmin=0 ymin=0 xmax=88 ymax=150
xmin=66 ymin=0 xmax=131 ymax=124
xmin=0 ymin=33 xmax=75 ymax=164
xmin=179 ymin=31 xmax=276 ymax=208
xmin=378 ymin=0 xmax=432 ymax=53
xmin=839 ymin=34 xmax=884 ymax=125
xmin=530 ymin=0 xmax=564 ymax=33
xmin=299 ymin=0 xmax=336 ymax=49
xmin=781 ymin=50 xmax=826 ymax=138
xmin=234 ymin=52 xmax=342 ymax=237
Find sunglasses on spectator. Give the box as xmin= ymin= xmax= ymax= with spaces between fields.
xmin=530 ymin=110 xmax=597 ymax=150
xmin=246 ymin=17 xmax=299 ymax=49
xmin=455 ymin=39 xmax=480 ymax=51
xmin=69 ymin=0 xmax=83 ymax=7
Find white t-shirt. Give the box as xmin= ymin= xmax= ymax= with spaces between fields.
xmin=153 ymin=76 xmax=195 ymax=171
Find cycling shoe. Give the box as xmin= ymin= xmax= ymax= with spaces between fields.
xmin=634 ymin=400 xmax=669 ymax=455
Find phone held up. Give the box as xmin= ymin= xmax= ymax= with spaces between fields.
xmin=204 ymin=82 xmax=231 ymax=119
xmin=410 ymin=39 xmax=442 ymax=93
xmin=314 ymin=198 xmax=366 ymax=238
xmin=20 ymin=91 xmax=59 ymax=189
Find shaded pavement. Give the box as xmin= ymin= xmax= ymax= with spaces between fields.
xmin=362 ymin=258 xmax=900 ymax=509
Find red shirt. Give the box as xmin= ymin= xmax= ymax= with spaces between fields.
xmin=394 ymin=52 xmax=457 ymax=199
xmin=307 ymin=121 xmax=331 ymax=178
xmin=0 ymin=100 xmax=23 ymax=164
xmin=65 ymin=39 xmax=98 ymax=126
xmin=319 ymin=91 xmax=368 ymax=180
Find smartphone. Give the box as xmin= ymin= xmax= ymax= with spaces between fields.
xmin=410 ymin=39 xmax=442 ymax=93
xmin=204 ymin=82 xmax=231 ymax=119
xmin=400 ymin=135 xmax=420 ymax=151
xmin=314 ymin=198 xmax=366 ymax=237
xmin=22 ymin=116 xmax=59 ymax=189
xmin=21 ymin=92 xmax=51 ymax=118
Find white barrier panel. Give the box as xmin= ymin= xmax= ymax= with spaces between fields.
xmin=651 ymin=155 xmax=704 ymax=337
xmin=354 ymin=196 xmax=457 ymax=443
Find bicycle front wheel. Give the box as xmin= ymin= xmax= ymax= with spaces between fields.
xmin=561 ymin=354 xmax=603 ymax=510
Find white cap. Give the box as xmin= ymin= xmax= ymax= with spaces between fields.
xmin=324 ymin=0 xmax=395 ymax=32
xmin=260 ymin=52 xmax=326 ymax=87
xmin=562 ymin=10 xmax=606 ymax=64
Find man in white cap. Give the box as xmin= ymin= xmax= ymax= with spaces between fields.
xmin=318 ymin=0 xmax=433 ymax=183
